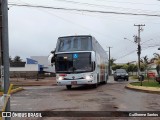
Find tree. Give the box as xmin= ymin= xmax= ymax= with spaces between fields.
xmin=9 ymin=56 xmax=13 ymax=63
xmin=133 ymin=65 xmax=138 ymax=72
xmin=140 ymin=56 xmax=149 ymax=69
xmin=140 ymin=55 xmax=149 ymax=77
xmin=13 ymin=56 xmax=22 ymax=62
xmin=110 ymin=58 xmax=116 ymax=66
xmin=128 ymin=64 xmax=136 ymax=75
xmin=121 ymin=64 xmax=129 ymax=72
xmin=140 ymin=63 xmax=146 ymax=71
xmin=153 ymin=53 xmax=160 ymax=60
xmin=140 ymin=55 xmax=149 ymax=64
xmin=112 ymin=64 xmax=123 ymax=71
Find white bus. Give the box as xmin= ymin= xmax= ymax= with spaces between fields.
xmin=49 ymin=35 xmax=109 ymax=89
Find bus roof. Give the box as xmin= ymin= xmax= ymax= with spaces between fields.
xmin=58 ymin=35 xmax=93 ymax=39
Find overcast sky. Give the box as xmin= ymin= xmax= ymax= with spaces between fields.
xmin=8 ymin=0 xmax=160 ymax=63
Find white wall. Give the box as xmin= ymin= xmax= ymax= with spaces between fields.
xmin=31 ymin=56 xmax=55 ymax=73
xmin=147 ymin=64 xmax=158 ymax=76
xmin=44 ymin=65 xmax=55 ymax=73
xmin=10 ymin=64 xmax=39 ymax=72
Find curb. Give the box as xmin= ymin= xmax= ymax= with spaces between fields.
xmin=0 ymin=87 xmax=24 ymax=96
xmin=125 ymin=83 xmax=160 ymax=94
xmin=10 ymin=87 xmax=24 ymax=94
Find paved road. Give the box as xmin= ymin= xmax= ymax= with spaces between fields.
xmin=10 ymin=76 xmax=160 ymax=120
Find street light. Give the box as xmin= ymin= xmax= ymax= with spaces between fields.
xmin=124 ymin=37 xmax=135 ymax=44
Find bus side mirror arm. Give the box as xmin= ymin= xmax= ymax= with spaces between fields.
xmin=48 ymin=50 xmax=56 ymax=66
xmin=92 ymin=62 xmax=96 ymax=71
xmin=51 ymin=57 xmax=56 ymax=65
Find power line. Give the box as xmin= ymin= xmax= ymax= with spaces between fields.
xmin=94 ymin=0 xmax=160 ymax=6
xmin=141 ymin=39 xmax=153 ymax=45
xmin=143 ymin=44 xmax=160 ymax=49
xmin=8 ymin=3 xmax=160 ymax=17
xmin=9 ymin=1 xmax=122 ymax=42
xmin=53 ymin=0 xmax=160 ymax=14
xmin=114 ymin=43 xmax=160 ymax=61
xmin=124 ymin=37 xmax=136 ymax=44
xmin=8 ymin=2 xmax=160 ymax=27
xmin=116 ymin=50 xmax=136 ymax=60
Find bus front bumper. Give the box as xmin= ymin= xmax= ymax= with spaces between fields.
xmin=57 ymin=79 xmax=95 ymax=86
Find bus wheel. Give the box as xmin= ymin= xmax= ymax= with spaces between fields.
xmin=66 ymin=85 xmax=72 ymax=90
xmin=103 ymin=79 xmax=107 ymax=84
xmin=101 ymin=79 xmax=107 ymax=84
xmin=102 ymin=76 xmax=108 ymax=84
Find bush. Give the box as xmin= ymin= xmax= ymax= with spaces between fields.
xmin=131 ymin=75 xmax=139 ymax=79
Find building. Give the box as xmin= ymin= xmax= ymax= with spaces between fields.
xmin=147 ymin=62 xmax=158 ymax=77
xmin=9 ymin=56 xmax=55 ymax=78
xmin=30 ymin=56 xmax=55 ymax=73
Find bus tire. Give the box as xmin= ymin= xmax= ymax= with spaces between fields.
xmin=102 ymin=79 xmax=107 ymax=84
xmin=103 ymin=75 xmax=108 ymax=84
xmin=97 ymin=74 xmax=99 ymax=83
xmin=66 ymin=85 xmax=72 ymax=90
xmin=104 ymin=79 xmax=107 ymax=84
xmin=93 ymin=83 xmax=98 ymax=88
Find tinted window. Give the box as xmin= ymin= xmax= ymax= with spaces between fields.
xmin=55 ymin=53 xmax=92 ymax=73
xmin=116 ymin=69 xmax=127 ymax=73
xmin=57 ymin=36 xmax=92 ymax=52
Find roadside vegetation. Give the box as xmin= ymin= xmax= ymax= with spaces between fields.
xmin=111 ymin=53 xmax=160 ymax=77
xmin=111 ymin=53 xmax=160 ymax=87
xmin=130 ymin=75 xmax=155 ymax=80
xmin=130 ymin=81 xmax=160 ymax=87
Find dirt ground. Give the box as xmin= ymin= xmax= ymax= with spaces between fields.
xmin=10 ymin=76 xmax=160 ymax=120
xmin=8 ymin=77 xmax=56 ymax=86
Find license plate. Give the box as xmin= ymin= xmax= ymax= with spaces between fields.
xmin=71 ymin=81 xmax=77 ymax=85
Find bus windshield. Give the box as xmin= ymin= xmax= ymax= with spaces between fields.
xmin=57 ymin=36 xmax=92 ymax=52
xmin=55 ymin=53 xmax=92 ymax=73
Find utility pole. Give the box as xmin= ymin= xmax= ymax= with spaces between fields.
xmin=134 ymin=24 xmax=145 ymax=86
xmin=107 ymin=47 xmax=112 ymax=76
xmin=0 ymin=2 xmax=1 ymax=57
xmin=1 ymin=0 xmax=10 ymax=119
xmin=0 ymin=0 xmax=4 ymax=91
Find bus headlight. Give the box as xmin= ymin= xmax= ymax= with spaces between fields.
xmin=85 ymin=75 xmax=93 ymax=80
xmin=58 ymin=76 xmax=64 ymax=80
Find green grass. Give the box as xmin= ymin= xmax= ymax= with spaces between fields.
xmin=130 ymin=80 xmax=160 ymax=87
xmin=130 ymin=75 xmax=155 ymax=80
xmin=0 ymin=86 xmax=19 ymax=92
